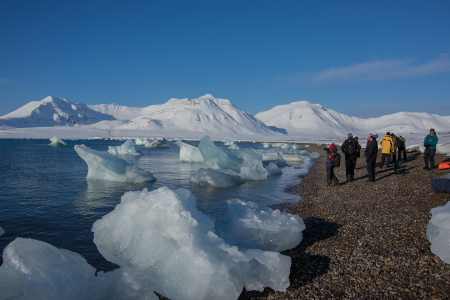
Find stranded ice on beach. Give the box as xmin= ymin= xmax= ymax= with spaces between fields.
xmin=74 ymin=144 xmax=156 ymax=183
xmin=427 ymin=201 xmax=450 ymax=264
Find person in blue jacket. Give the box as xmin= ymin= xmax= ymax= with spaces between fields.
xmin=423 ymin=128 xmax=438 ymax=170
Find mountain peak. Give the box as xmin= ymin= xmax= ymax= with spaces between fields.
xmin=198 ymin=94 xmax=216 ymax=99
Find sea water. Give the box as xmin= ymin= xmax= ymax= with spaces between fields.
xmin=0 ymin=139 xmax=313 ymax=272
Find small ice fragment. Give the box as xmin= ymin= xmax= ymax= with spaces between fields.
xmin=49 ymin=135 xmax=67 ymax=146
xmin=145 ymin=140 xmax=169 ymax=148
xmin=108 ymin=140 xmax=142 ymax=156
xmin=190 ymin=168 xmax=244 ymax=188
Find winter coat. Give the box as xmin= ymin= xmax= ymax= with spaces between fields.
xmin=326 ymin=151 xmax=337 ymax=166
xmin=341 ymin=138 xmax=360 ymax=161
xmin=381 ymin=135 xmax=394 ymax=154
xmin=391 ymin=136 xmax=398 ymax=151
xmin=424 ymin=134 xmax=438 ymax=150
xmin=364 ymin=138 xmax=378 ymax=163
xmin=398 ymin=136 xmax=406 ymax=149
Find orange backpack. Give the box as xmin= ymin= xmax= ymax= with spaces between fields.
xmin=439 ymin=162 xmax=450 ymax=170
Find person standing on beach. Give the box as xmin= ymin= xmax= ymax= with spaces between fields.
xmin=364 ymin=133 xmax=378 ymax=182
xmin=380 ymin=132 xmax=394 ymax=169
xmin=423 ymin=128 xmax=439 ymax=170
xmin=341 ymin=133 xmax=360 ymax=182
xmin=391 ymin=133 xmax=399 ymax=164
xmin=325 ymin=143 xmax=340 ymax=186
xmin=397 ymin=135 xmax=407 ymax=161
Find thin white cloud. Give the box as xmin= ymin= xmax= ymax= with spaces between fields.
xmin=278 ymin=56 xmax=450 ymax=85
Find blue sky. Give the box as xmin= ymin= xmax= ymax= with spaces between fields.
xmin=1 ymin=0 xmax=449 ymax=118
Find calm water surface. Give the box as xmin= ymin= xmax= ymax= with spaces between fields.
xmin=0 ymin=139 xmax=313 ymax=271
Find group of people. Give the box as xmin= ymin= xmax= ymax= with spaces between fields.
xmin=324 ymin=129 xmax=439 ymax=186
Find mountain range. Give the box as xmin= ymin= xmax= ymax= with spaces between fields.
xmin=1 ymin=95 xmax=449 ymax=140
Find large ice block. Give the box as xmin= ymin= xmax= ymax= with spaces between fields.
xmin=216 ymin=199 xmax=305 ymax=251
xmin=198 ymin=136 xmax=244 ymax=172
xmin=175 ymin=141 xmax=204 ymax=163
xmin=74 ymin=145 xmax=156 ymax=183
xmin=108 ymin=140 xmax=142 ymax=156
xmin=265 ymin=162 xmax=282 ymax=175
xmin=49 ymin=135 xmax=67 ymax=146
xmin=0 ymin=238 xmax=158 ymax=300
xmin=190 ymin=168 xmax=244 ymax=188
xmin=92 ymin=187 xmax=291 ymax=300
xmin=427 ymin=201 xmax=450 ymax=263
xmin=253 ymin=149 xmax=287 ymax=167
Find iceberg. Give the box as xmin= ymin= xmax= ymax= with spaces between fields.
xmin=190 ymin=168 xmax=244 ymax=188
xmin=0 ymin=226 xmax=4 ymax=236
xmin=253 ymin=149 xmax=287 ymax=167
xmin=198 ymin=136 xmax=244 ymax=172
xmin=223 ymin=140 xmax=235 ymax=146
xmin=427 ymin=201 xmax=450 ymax=263
xmin=74 ymin=145 xmax=156 ymax=183
xmin=134 ymin=138 xmax=150 ymax=146
xmin=265 ymin=162 xmax=282 ymax=175
xmin=309 ymin=152 xmax=321 ymax=158
xmin=216 ymin=199 xmax=305 ymax=251
xmin=145 ymin=140 xmax=169 ymax=148
xmin=49 ymin=135 xmax=67 ymax=146
xmin=228 ymin=144 xmax=240 ymax=150
xmin=107 ymin=139 xmax=142 ymax=156
xmin=92 ymin=187 xmax=291 ymax=300
xmin=262 ymin=142 xmax=271 ymax=148
xmin=292 ymin=144 xmax=301 ymax=150
xmin=175 ymin=141 xmax=204 ymax=162
xmin=0 ymin=238 xmax=158 ymax=300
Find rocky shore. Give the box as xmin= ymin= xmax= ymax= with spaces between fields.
xmin=239 ymin=144 xmax=450 ymax=300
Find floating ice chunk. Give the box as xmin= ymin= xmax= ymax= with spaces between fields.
xmin=216 ymin=200 xmax=305 ymax=252
xmin=92 ymin=187 xmax=291 ymax=300
xmin=0 ymin=226 xmax=4 ymax=236
xmin=74 ymin=145 xmax=156 ymax=183
xmin=198 ymin=136 xmax=244 ymax=172
xmin=427 ymin=201 xmax=450 ymax=263
xmin=190 ymin=168 xmax=244 ymax=188
xmin=228 ymin=144 xmax=240 ymax=150
xmin=0 ymin=237 xmax=158 ymax=300
xmin=281 ymin=143 xmax=291 ymax=149
xmin=309 ymin=152 xmax=321 ymax=158
xmin=262 ymin=142 xmax=271 ymax=148
xmin=49 ymin=135 xmax=67 ymax=146
xmin=292 ymin=144 xmax=301 ymax=150
xmin=108 ymin=140 xmax=142 ymax=156
xmin=265 ymin=162 xmax=282 ymax=175
xmin=281 ymin=154 xmax=303 ymax=162
xmin=134 ymin=138 xmax=150 ymax=146
xmin=145 ymin=140 xmax=169 ymax=148
xmin=304 ymin=145 xmax=310 ymax=148
xmin=175 ymin=141 xmax=204 ymax=163
xmin=253 ymin=149 xmax=287 ymax=167
xmin=271 ymin=143 xmax=283 ymax=147
xmin=223 ymin=140 xmax=235 ymax=146
xmin=240 ymin=165 xmax=269 ymax=181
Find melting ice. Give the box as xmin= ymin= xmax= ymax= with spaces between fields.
xmin=107 ymin=139 xmax=142 ymax=156
xmin=92 ymin=187 xmax=301 ymax=300
xmin=74 ymin=145 xmax=156 ymax=183
xmin=427 ymin=201 xmax=450 ymax=263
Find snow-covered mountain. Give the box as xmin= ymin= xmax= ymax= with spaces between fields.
xmin=0 ymin=94 xmax=278 ymax=136
xmin=255 ymin=101 xmax=450 ymax=139
xmin=0 ymin=96 xmax=115 ymax=127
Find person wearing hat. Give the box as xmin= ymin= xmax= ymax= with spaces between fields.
xmin=325 ymin=143 xmax=340 ymax=186
xmin=364 ymin=133 xmax=378 ymax=182
xmin=423 ymin=129 xmax=439 ymax=170
xmin=380 ymin=132 xmax=394 ymax=169
xmin=341 ymin=133 xmax=360 ymax=182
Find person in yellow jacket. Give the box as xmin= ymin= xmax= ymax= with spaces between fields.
xmin=380 ymin=132 xmax=394 ymax=169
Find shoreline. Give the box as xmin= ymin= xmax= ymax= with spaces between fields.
xmin=239 ymin=143 xmax=450 ymax=299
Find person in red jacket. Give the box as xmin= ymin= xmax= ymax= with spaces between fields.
xmin=325 ymin=143 xmax=340 ymax=187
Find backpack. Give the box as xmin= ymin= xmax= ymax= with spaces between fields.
xmin=398 ymin=137 xmax=405 ymax=148
xmin=333 ymin=153 xmax=341 ymax=167
xmin=346 ymin=140 xmax=356 ymax=155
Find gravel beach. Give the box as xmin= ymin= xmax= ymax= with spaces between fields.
xmin=238 ymin=143 xmax=450 ymax=300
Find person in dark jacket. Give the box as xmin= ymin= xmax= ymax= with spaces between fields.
xmin=397 ymin=135 xmax=407 ymax=161
xmin=391 ymin=133 xmax=399 ymax=164
xmin=325 ymin=143 xmax=340 ymax=186
xmin=354 ymin=136 xmax=361 ymax=158
xmin=341 ymin=133 xmax=361 ymax=182
xmin=364 ymin=133 xmax=378 ymax=182
xmin=423 ymin=128 xmax=439 ymax=170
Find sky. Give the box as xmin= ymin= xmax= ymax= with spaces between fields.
xmin=1 ymin=0 xmax=449 ymax=118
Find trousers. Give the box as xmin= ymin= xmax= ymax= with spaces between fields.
xmin=367 ymin=161 xmax=376 ymax=182
xmin=326 ymin=165 xmax=339 ymax=185
xmin=380 ymin=153 xmax=391 ymax=167
xmin=424 ymin=149 xmax=436 ymax=168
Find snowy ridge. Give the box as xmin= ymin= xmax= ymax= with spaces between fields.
xmin=255 ymin=101 xmax=450 ymax=138
xmin=0 ymin=96 xmax=114 ymax=127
